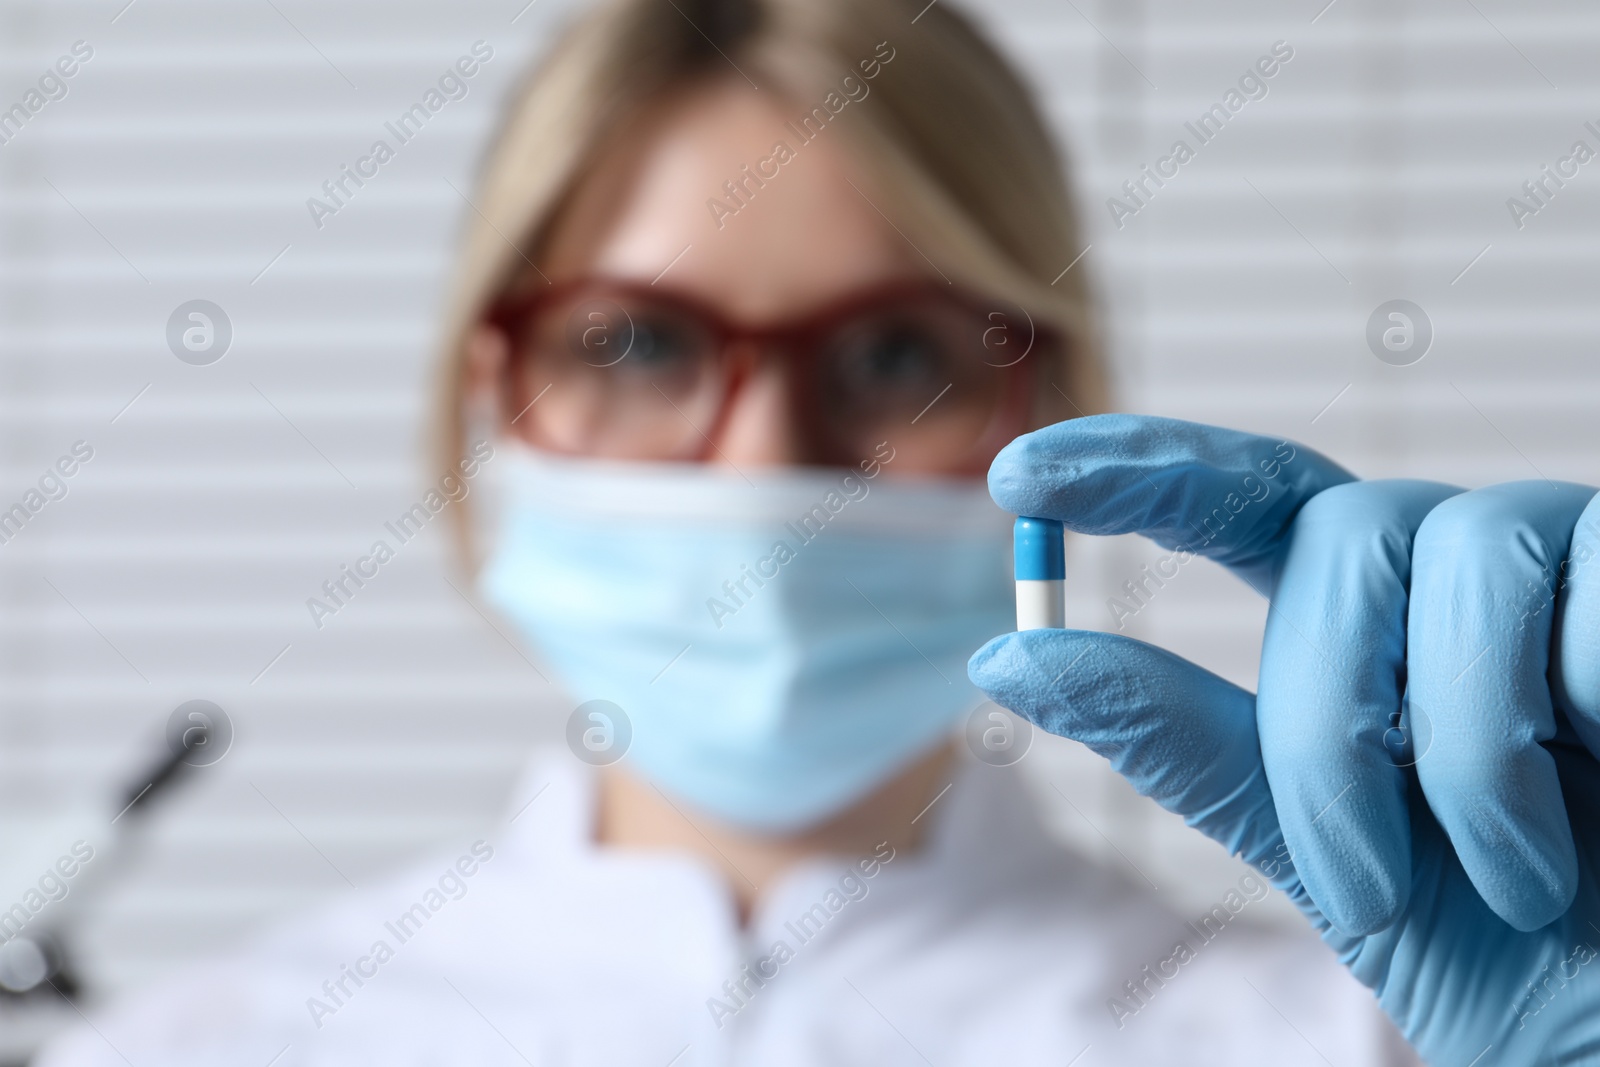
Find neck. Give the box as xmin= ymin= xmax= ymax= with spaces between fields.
xmin=594 ymin=741 xmax=956 ymax=923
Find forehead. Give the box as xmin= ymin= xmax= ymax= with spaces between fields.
xmin=541 ymin=79 xmax=919 ymax=320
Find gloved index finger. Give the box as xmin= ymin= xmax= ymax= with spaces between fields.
xmin=989 ymin=414 xmax=1357 ymax=593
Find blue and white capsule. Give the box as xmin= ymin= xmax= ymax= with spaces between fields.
xmin=1013 ymin=516 xmax=1065 ymax=630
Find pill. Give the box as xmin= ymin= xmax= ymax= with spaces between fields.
xmin=1013 ymin=516 xmax=1065 ymax=630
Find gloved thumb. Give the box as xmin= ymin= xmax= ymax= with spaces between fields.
xmin=969 ymin=628 xmax=1311 ymax=906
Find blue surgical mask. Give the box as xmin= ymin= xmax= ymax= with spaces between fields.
xmin=479 ymin=443 xmax=1013 ymax=832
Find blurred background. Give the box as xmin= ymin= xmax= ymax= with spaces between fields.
xmin=1 ymin=0 xmax=1596 ymax=1053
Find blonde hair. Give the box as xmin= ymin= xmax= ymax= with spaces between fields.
xmin=435 ymin=0 xmax=1104 ymax=565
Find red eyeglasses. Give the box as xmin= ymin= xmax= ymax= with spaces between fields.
xmin=485 ymin=277 xmax=1056 ymax=472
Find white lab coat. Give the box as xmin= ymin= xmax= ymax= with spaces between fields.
xmin=38 ymin=747 xmax=1414 ymax=1067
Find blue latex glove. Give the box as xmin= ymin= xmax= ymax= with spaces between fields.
xmin=968 ymin=414 xmax=1600 ymax=1066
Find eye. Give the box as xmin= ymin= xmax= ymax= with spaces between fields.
xmin=618 ymin=316 xmax=697 ymax=370
xmin=832 ymin=324 xmax=947 ymax=392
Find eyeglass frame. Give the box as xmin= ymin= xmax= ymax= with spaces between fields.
xmin=483 ymin=275 xmax=1058 ymax=469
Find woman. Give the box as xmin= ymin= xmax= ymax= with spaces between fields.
xmin=38 ymin=0 xmax=1600 ymax=1063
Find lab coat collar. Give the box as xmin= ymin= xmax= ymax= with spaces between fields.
xmin=493 ymin=739 xmax=1057 ymax=932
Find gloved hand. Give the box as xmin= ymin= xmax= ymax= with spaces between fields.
xmin=968 ymin=414 xmax=1600 ymax=1067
